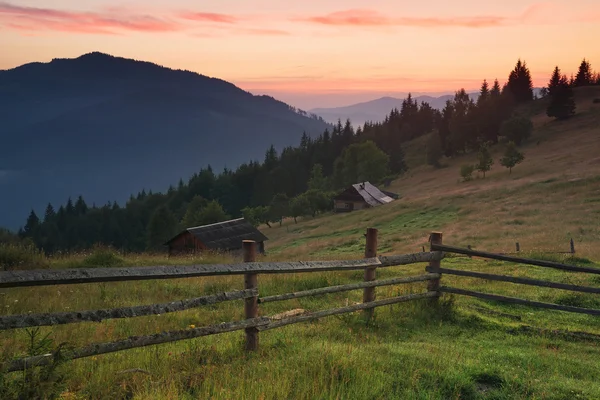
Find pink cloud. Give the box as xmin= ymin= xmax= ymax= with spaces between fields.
xmin=292 ymin=3 xmax=600 ymax=29
xmin=293 ymin=9 xmax=508 ymax=28
xmin=0 ymin=2 xmax=180 ymax=34
xmin=178 ymin=12 xmax=239 ymax=24
xmin=238 ymin=28 xmax=290 ymax=36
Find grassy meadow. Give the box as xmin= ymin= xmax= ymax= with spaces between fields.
xmin=1 ymin=89 xmax=600 ymax=399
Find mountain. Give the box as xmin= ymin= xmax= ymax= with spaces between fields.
xmin=309 ymin=94 xmax=479 ymax=126
xmin=0 ymin=52 xmax=330 ymax=230
xmin=310 ymin=88 xmax=545 ymax=126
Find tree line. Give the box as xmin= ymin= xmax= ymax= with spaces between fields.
xmin=14 ymin=57 xmax=598 ymax=253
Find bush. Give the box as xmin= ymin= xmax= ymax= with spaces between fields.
xmin=499 ymin=115 xmax=533 ymax=145
xmin=460 ymin=164 xmax=475 ymax=182
xmin=81 ymin=246 xmax=125 ymax=268
xmin=0 ymin=243 xmax=49 ymax=271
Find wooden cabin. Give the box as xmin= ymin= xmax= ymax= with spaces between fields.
xmin=164 ymin=218 xmax=268 ymax=256
xmin=333 ymin=181 xmax=398 ymax=213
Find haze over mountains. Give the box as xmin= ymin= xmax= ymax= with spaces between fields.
xmin=0 ymin=52 xmax=329 ymax=229
xmin=310 ymin=89 xmax=543 ymax=126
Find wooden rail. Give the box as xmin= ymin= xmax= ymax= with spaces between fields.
xmin=0 ymin=289 xmax=257 ymax=330
xmin=0 ymin=253 xmax=440 ymax=289
xmin=432 ymin=242 xmax=600 ymax=318
xmin=258 ymin=274 xmax=440 ymax=303
xmin=441 ymin=287 xmax=600 ymax=317
xmin=431 ymin=243 xmax=600 ymax=275
xmin=1 ymin=229 xmax=438 ymax=373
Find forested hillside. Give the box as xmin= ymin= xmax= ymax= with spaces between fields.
xmin=0 ymin=52 xmax=329 ymax=229
xmin=13 ymin=58 xmax=600 ymax=253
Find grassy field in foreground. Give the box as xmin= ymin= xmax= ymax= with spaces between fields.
xmin=1 ymin=251 xmax=600 ymax=399
xmin=1 ymin=89 xmax=600 ymax=399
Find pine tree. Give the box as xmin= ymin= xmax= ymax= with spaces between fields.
xmin=574 ymin=58 xmax=594 ymax=86
xmin=500 ymin=141 xmax=525 ymax=174
xmin=74 ymin=195 xmax=88 ymax=216
xmin=65 ymin=197 xmax=75 ymax=215
xmin=490 ymin=79 xmax=501 ymax=98
xmin=476 ymin=142 xmax=494 ymax=178
xmin=426 ymin=132 xmax=443 ymax=168
xmin=506 ymin=59 xmax=534 ymax=104
xmin=478 ymin=79 xmax=490 ymax=105
xmin=147 ymin=205 xmax=177 ymax=250
xmin=44 ymin=203 xmax=56 ymax=223
xmin=547 ymin=74 xmax=576 ymax=120
xmin=548 ymin=66 xmax=562 ymax=96
xmin=499 ymin=115 xmax=533 ymax=145
xmin=23 ymin=210 xmax=40 ymax=237
xmin=307 ymin=164 xmax=327 ymax=191
xmin=263 ymin=145 xmax=279 ymax=171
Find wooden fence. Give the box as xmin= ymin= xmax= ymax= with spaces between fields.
xmin=428 ymin=235 xmax=600 ymax=317
xmin=2 ymin=230 xmax=599 ymax=373
xmin=0 ymin=229 xmax=441 ymax=373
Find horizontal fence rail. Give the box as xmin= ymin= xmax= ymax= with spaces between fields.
xmin=432 ymin=243 xmax=600 ymax=275
xmin=4 ymin=317 xmax=271 ymax=373
xmin=259 ymin=274 xmax=440 ymax=303
xmin=260 ymin=292 xmax=437 ymax=331
xmin=441 ymin=287 xmax=600 ymax=317
xmin=0 ymin=253 xmax=442 ymax=289
xmin=433 ymin=267 xmax=600 ymax=295
xmin=0 ymin=289 xmax=258 ymax=331
xmin=434 ymin=241 xmax=600 ymax=319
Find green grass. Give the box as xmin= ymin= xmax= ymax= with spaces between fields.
xmin=2 ymin=254 xmax=600 ymax=399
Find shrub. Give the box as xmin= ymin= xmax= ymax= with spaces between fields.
xmin=460 ymin=164 xmax=475 ymax=182
xmin=81 ymin=246 xmax=125 ymax=268
xmin=499 ymin=115 xmax=533 ymax=145
xmin=0 ymin=243 xmax=49 ymax=271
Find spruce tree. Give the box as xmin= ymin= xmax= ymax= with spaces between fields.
xmin=547 ymin=74 xmax=576 ymax=120
xmin=147 ymin=205 xmax=177 ymax=250
xmin=478 ymin=79 xmax=490 ymax=105
xmin=490 ymin=79 xmax=501 ymax=98
xmin=44 ymin=203 xmax=56 ymax=223
xmin=574 ymin=58 xmax=594 ymax=86
xmin=476 ymin=142 xmax=494 ymax=178
xmin=506 ymin=59 xmax=534 ymax=104
xmin=500 ymin=141 xmax=525 ymax=174
xmin=23 ymin=210 xmax=40 ymax=237
xmin=548 ymin=66 xmax=562 ymax=96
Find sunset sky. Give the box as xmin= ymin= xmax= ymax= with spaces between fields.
xmin=1 ymin=0 xmax=599 ymax=108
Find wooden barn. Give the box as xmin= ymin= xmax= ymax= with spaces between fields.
xmin=333 ymin=181 xmax=398 ymax=213
xmin=164 ymin=218 xmax=268 ymax=256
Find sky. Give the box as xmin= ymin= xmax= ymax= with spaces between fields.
xmin=1 ymin=0 xmax=599 ymax=109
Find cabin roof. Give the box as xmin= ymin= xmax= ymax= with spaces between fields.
xmin=165 ymin=218 xmax=268 ymax=250
xmin=334 ymin=181 xmax=397 ymax=207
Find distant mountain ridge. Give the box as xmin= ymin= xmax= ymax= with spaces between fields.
xmin=0 ymin=52 xmax=330 ymax=229
xmin=309 ymin=93 xmax=478 ymax=126
xmin=310 ymin=89 xmax=543 ymax=126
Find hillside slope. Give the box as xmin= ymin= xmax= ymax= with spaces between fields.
xmin=266 ymin=87 xmax=600 ymax=260
xmin=0 ymin=52 xmax=329 ymax=229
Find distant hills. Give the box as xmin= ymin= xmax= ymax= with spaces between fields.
xmin=310 ymin=89 xmax=543 ymax=126
xmin=0 ymin=52 xmax=330 ymax=229
xmin=309 ymin=94 xmax=476 ymax=126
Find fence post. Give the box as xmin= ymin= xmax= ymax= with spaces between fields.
xmin=427 ymin=232 xmax=443 ymax=300
xmin=516 ymin=242 xmax=520 ymax=253
xmin=243 ymin=240 xmax=258 ymax=352
xmin=363 ymin=228 xmax=378 ymax=320
xmin=570 ymin=238 xmax=575 ymax=254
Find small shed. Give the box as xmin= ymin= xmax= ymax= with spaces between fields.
xmin=333 ymin=181 xmax=398 ymax=213
xmin=164 ymin=218 xmax=268 ymax=256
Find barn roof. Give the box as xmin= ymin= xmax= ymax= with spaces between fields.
xmin=165 ymin=218 xmax=268 ymax=250
xmin=335 ymin=181 xmax=397 ymax=207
